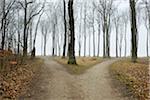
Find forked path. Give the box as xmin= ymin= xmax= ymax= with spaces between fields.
xmin=19 ymin=57 xmax=128 ymax=100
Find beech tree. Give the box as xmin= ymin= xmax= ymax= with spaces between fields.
xmin=31 ymin=11 xmax=44 ymax=57
xmin=83 ymin=2 xmax=87 ymax=57
xmin=68 ymin=0 xmax=76 ymax=64
xmin=129 ymin=0 xmax=138 ymax=62
xmin=62 ymin=0 xmax=67 ymax=58
xmin=18 ymin=0 xmax=44 ymax=56
xmin=95 ymin=0 xmax=115 ymax=58
xmin=113 ymin=12 xmax=120 ymax=58
xmin=1 ymin=0 xmax=16 ymax=50
xmin=142 ymin=0 xmax=150 ymax=57
xmin=40 ymin=19 xmax=49 ymax=56
xmin=122 ymin=11 xmax=129 ymax=57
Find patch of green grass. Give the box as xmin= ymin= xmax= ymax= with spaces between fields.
xmin=54 ymin=57 xmax=105 ymax=75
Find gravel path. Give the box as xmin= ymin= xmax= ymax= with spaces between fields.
xmin=19 ymin=57 xmax=128 ymax=100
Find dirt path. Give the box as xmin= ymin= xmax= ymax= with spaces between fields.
xmin=19 ymin=57 xmax=128 ymax=100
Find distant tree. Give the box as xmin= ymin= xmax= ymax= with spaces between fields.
xmin=113 ymin=12 xmax=120 ymax=58
xmin=78 ymin=2 xmax=83 ymax=57
xmin=129 ymin=0 xmax=138 ymax=62
xmin=40 ymin=19 xmax=49 ymax=56
xmin=142 ymin=0 xmax=150 ymax=57
xmin=68 ymin=0 xmax=76 ymax=64
xmin=52 ymin=12 xmax=58 ymax=56
xmin=122 ymin=11 xmax=129 ymax=57
xmin=18 ymin=0 xmax=44 ymax=56
xmin=95 ymin=0 xmax=115 ymax=58
xmin=1 ymin=0 xmax=16 ymax=50
xmin=92 ymin=4 xmax=96 ymax=57
xmin=96 ymin=13 xmax=101 ymax=57
xmin=143 ymin=10 xmax=149 ymax=57
xmin=83 ymin=2 xmax=87 ymax=57
xmin=119 ymin=22 xmax=124 ymax=57
xmin=31 ymin=11 xmax=44 ymax=57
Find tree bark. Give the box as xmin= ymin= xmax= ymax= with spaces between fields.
xmin=1 ymin=0 xmax=6 ymax=50
xmin=68 ymin=0 xmax=76 ymax=64
xmin=83 ymin=3 xmax=87 ymax=57
xmin=115 ymin=25 xmax=118 ymax=58
xmin=62 ymin=0 xmax=67 ymax=58
xmin=44 ymin=35 xmax=46 ymax=56
xmin=124 ymin=23 xmax=127 ymax=57
xmin=23 ymin=0 xmax=28 ymax=56
xmin=52 ymin=29 xmax=55 ymax=56
xmin=130 ymin=0 xmax=138 ymax=62
xmin=92 ymin=10 xmax=95 ymax=57
xmin=146 ymin=30 xmax=149 ymax=57
xmin=97 ymin=23 xmax=101 ymax=57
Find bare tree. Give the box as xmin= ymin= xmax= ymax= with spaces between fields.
xmin=68 ymin=0 xmax=76 ymax=64
xmin=122 ymin=11 xmax=129 ymax=57
xmin=18 ymin=0 xmax=44 ymax=56
xmin=143 ymin=9 xmax=149 ymax=57
xmin=96 ymin=12 xmax=101 ymax=57
xmin=77 ymin=2 xmax=83 ymax=57
xmin=51 ymin=12 xmax=58 ymax=56
xmin=31 ymin=11 xmax=44 ymax=57
xmin=1 ymin=0 xmax=16 ymax=50
xmin=95 ymin=0 xmax=115 ymax=58
xmin=83 ymin=2 xmax=87 ymax=57
xmin=142 ymin=0 xmax=150 ymax=57
xmin=113 ymin=11 xmax=120 ymax=58
xmin=129 ymin=0 xmax=138 ymax=62
xmin=92 ymin=4 xmax=96 ymax=57
xmin=40 ymin=19 xmax=49 ymax=56
xmin=119 ymin=23 xmax=124 ymax=57
xmin=62 ymin=0 xmax=67 ymax=58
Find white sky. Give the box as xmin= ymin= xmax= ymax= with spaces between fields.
xmin=35 ymin=0 xmax=149 ymax=57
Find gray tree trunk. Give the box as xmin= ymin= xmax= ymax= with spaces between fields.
xmin=130 ymin=0 xmax=138 ymax=62
xmin=68 ymin=0 xmax=76 ymax=64
xmin=62 ymin=0 xmax=67 ymax=58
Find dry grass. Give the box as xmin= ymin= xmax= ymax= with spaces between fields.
xmin=0 ymin=58 xmax=43 ymax=99
xmin=110 ymin=58 xmax=150 ymax=100
xmin=54 ymin=57 xmax=105 ymax=75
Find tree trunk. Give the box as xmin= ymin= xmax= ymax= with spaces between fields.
xmin=62 ymin=0 xmax=67 ymax=58
xmin=146 ymin=30 xmax=149 ymax=57
xmin=97 ymin=23 xmax=101 ymax=57
xmin=68 ymin=0 xmax=76 ymax=64
xmin=93 ymin=26 xmax=95 ymax=57
xmin=30 ymin=22 xmax=32 ymax=54
xmin=116 ymin=26 xmax=118 ymax=58
xmin=23 ymin=1 xmax=28 ymax=57
xmin=84 ymin=35 xmax=86 ymax=57
xmin=44 ymin=35 xmax=46 ymax=56
xmin=52 ymin=27 xmax=55 ymax=56
xmin=17 ymin=32 xmax=20 ymax=54
xmin=106 ymin=15 xmax=110 ymax=58
xmin=130 ymin=0 xmax=138 ymax=62
xmin=103 ymin=15 xmax=106 ymax=58
xmin=103 ymin=25 xmax=106 ymax=58
xmin=89 ymin=29 xmax=91 ymax=57
xmin=1 ymin=0 xmax=6 ymax=50
xmin=124 ymin=24 xmax=127 ymax=57
xmin=92 ymin=9 xmax=95 ymax=57
xmin=83 ymin=4 xmax=87 ymax=57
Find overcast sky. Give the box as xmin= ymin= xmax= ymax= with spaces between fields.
xmin=35 ymin=0 xmax=149 ymax=57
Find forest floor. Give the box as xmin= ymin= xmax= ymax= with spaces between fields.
xmin=19 ymin=57 xmax=130 ymax=100
xmin=110 ymin=58 xmax=149 ymax=100
xmin=0 ymin=58 xmax=43 ymax=99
